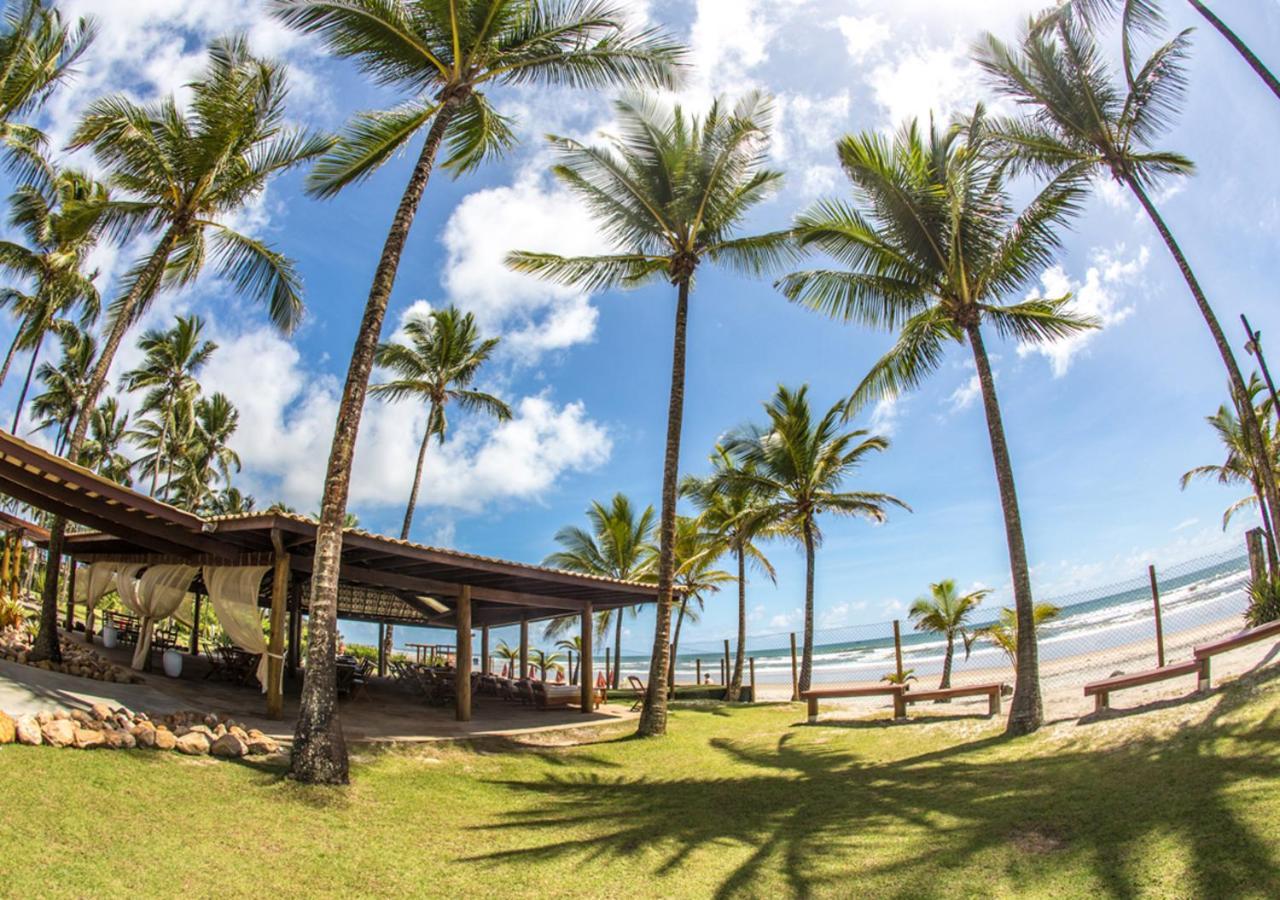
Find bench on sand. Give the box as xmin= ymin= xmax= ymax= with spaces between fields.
xmin=1084 ymin=617 xmax=1280 ymax=711
xmin=801 ymin=682 xmax=1007 ymax=723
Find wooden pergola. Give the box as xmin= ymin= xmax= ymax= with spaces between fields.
xmin=0 ymin=430 xmax=659 ymax=722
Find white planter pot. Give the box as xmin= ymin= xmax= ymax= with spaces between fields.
xmin=162 ymin=649 xmax=183 ymax=679
xmin=101 ymin=623 xmax=118 ymax=649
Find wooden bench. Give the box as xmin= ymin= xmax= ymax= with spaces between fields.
xmin=532 ymin=682 xmax=580 ymax=710
xmin=1194 ymin=618 xmax=1280 ymax=690
xmin=1084 ymin=659 xmax=1204 ymax=711
xmin=801 ymin=686 xmax=905 ymax=723
xmin=903 ymin=682 xmax=1006 ymax=716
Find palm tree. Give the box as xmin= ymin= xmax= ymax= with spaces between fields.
xmin=79 ymin=396 xmax=132 ymax=486
xmin=661 ymin=514 xmax=733 ymax=690
xmin=0 ymin=0 xmax=95 ymax=178
xmin=979 ymin=603 xmax=1062 ymax=666
xmin=681 ymin=446 xmax=777 ymax=700
xmin=777 ymin=112 xmax=1092 ymax=736
xmin=270 ymin=0 xmax=683 ymax=782
xmin=908 ymin=580 xmax=991 ymax=692
xmin=543 ymin=492 xmax=656 ymax=689
xmin=371 ymin=305 xmax=510 ymax=660
xmin=509 ymin=93 xmax=792 ymax=737
xmin=555 ymin=635 xmax=582 ymax=683
xmin=725 ymin=385 xmax=908 ymax=696
xmin=494 ymin=639 xmax=520 ymax=678
xmin=121 ymin=315 xmax=216 ymax=497
xmin=205 ymin=486 xmax=255 ymax=517
xmin=170 ymin=392 xmax=242 ymax=512
xmin=0 ymin=165 xmax=107 ymax=429
xmin=975 ymin=16 xmax=1280 ymax=578
xmin=528 ymin=648 xmax=564 ymax=681
xmin=30 ymin=36 xmax=329 ymax=665
xmin=1056 ymin=0 xmax=1280 ymax=102
xmin=28 ymin=326 xmax=92 ymax=454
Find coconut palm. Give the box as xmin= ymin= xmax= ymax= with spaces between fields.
xmin=169 ymin=392 xmax=242 ymax=512
xmin=979 ymin=603 xmax=1062 ymax=666
xmin=495 ymin=639 xmax=520 ymax=678
xmin=79 ymin=396 xmax=132 ymax=486
xmin=528 ymin=648 xmax=563 ymax=681
xmin=777 ymin=111 xmax=1092 ymax=735
xmin=681 ymin=446 xmax=777 ymax=700
xmin=270 ymin=0 xmax=683 ymax=783
xmin=1055 ymin=0 xmax=1280 ymax=102
xmin=975 ymin=16 xmax=1280 ymax=577
xmin=0 ymin=0 xmax=95 ymax=179
xmin=28 ymin=326 xmax=92 ymax=454
xmin=909 ymin=579 xmax=991 ymax=692
xmin=661 ymin=514 xmax=733 ymax=689
xmin=509 ymin=93 xmax=792 ymax=736
xmin=543 ymin=492 xmax=656 ymax=689
xmin=371 ymin=305 xmax=510 ymax=661
xmin=121 ymin=315 xmax=216 ymax=497
xmin=555 ymin=635 xmax=582 ymax=683
xmin=205 ymin=486 xmax=255 ymax=517
xmin=724 ymin=385 xmax=908 ymax=696
xmin=30 ymin=36 xmax=330 ymax=666
xmin=0 ymin=165 xmax=107 ymax=430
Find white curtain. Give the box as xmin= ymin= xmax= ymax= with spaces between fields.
xmin=75 ymin=562 xmax=117 ymax=639
xmin=204 ymin=565 xmax=272 ymax=689
xmin=130 ymin=564 xmax=197 ymax=671
xmin=115 ymin=563 xmax=146 ymax=617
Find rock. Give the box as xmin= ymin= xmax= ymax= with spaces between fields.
xmin=153 ymin=728 xmax=176 ymax=751
xmin=213 ymin=724 xmax=227 ymax=738
xmin=132 ymin=723 xmax=157 ymax=749
xmin=188 ymin=724 xmax=214 ymax=739
xmin=70 ymin=709 xmax=92 ymax=726
xmin=103 ymin=729 xmax=126 ymax=749
xmin=245 ymin=736 xmax=279 ymax=756
xmin=35 ymin=710 xmax=51 ymax=726
xmin=41 ymin=719 xmax=75 ymax=747
xmin=51 ymin=709 xmax=69 ymax=721
xmin=15 ymin=715 xmax=41 ymax=746
xmin=229 ymin=725 xmax=249 ymax=742
xmin=0 ymin=711 xmax=15 ymax=744
xmin=118 ymin=730 xmax=136 ymax=750
xmin=210 ymin=733 xmax=247 ymax=758
xmin=73 ymin=727 xmax=106 ymax=750
xmin=175 ymin=732 xmax=210 ymax=756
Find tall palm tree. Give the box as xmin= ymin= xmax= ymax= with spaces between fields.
xmin=543 ymin=492 xmax=656 ymax=689
xmin=975 ymin=16 xmax=1280 ymax=577
xmin=0 ymin=165 xmax=107 ymax=429
xmin=555 ymin=635 xmax=582 ymax=683
xmin=777 ymin=112 xmax=1092 ymax=735
xmin=28 ymin=326 xmax=91 ymax=454
xmin=494 ymin=639 xmax=520 ymax=678
xmin=681 ymin=445 xmax=777 ymax=700
xmin=724 ymin=385 xmax=908 ymax=696
xmin=270 ymin=0 xmax=683 ymax=783
xmin=908 ymin=579 xmax=991 ymax=692
xmin=121 ymin=315 xmax=216 ymax=497
xmin=205 ymin=485 xmax=255 ymax=517
xmin=528 ymin=648 xmax=563 ymax=681
xmin=30 ymin=36 xmax=329 ymax=665
xmin=662 ymin=514 xmax=733 ymax=690
xmin=79 ymin=396 xmax=132 ymax=486
xmin=509 ymin=93 xmax=792 ymax=736
xmin=1056 ymin=0 xmax=1280 ymax=102
xmin=0 ymin=0 xmax=95 ymax=178
xmin=371 ymin=305 xmax=510 ymax=660
xmin=170 ymin=392 xmax=242 ymax=512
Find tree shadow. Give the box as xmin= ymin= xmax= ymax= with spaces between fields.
xmin=462 ymin=672 xmax=1280 ymax=898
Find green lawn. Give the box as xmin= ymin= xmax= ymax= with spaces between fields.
xmin=3 ymin=670 xmax=1280 ymax=898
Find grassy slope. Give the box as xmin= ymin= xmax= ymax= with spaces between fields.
xmin=2 ymin=670 xmax=1279 ymax=898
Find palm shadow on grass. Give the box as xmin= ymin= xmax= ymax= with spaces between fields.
xmin=464 ymin=669 xmax=1280 ymax=898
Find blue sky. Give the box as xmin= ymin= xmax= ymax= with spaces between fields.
xmin=6 ymin=0 xmax=1280 ymax=653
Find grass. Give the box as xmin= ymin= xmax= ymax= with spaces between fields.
xmin=3 ymin=670 xmax=1280 ymax=898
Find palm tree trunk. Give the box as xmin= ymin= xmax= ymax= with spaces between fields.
xmin=400 ymin=407 xmax=435 ymax=539
xmin=149 ymin=416 xmax=169 ymax=497
xmin=11 ymin=328 xmax=44 ymax=432
xmin=965 ymin=319 xmax=1043 ymax=736
xmin=291 ymin=98 xmax=462 ymax=785
xmin=799 ymin=518 xmax=817 ymax=694
xmin=0 ymin=329 xmax=21 ymax=391
xmin=638 ymin=275 xmax=692 ymax=737
xmin=727 ymin=546 xmax=746 ymax=701
xmin=1187 ymin=0 xmax=1280 ymax=102
xmin=613 ymin=607 xmax=624 ymax=689
xmin=1126 ymin=176 xmax=1280 ymax=575
xmin=29 ymin=227 xmax=180 ymax=664
xmin=940 ymin=633 xmax=955 ymax=691
xmin=670 ymin=597 xmax=687 ymax=691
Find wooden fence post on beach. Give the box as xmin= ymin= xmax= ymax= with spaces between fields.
xmin=749 ymin=657 xmax=756 ymax=702
xmin=789 ymin=632 xmax=799 ymax=701
xmin=696 ymin=658 xmax=701 ymax=684
xmin=723 ymin=639 xmax=731 ymax=687
xmin=1149 ymin=564 xmax=1166 ymax=668
xmin=892 ymin=620 xmax=905 ymax=682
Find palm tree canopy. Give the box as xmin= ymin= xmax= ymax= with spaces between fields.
xmin=978 ymin=602 xmax=1061 ymax=662
xmin=680 ymin=445 xmax=778 ymax=581
xmin=121 ymin=315 xmax=216 ymax=403
xmin=507 ymin=91 xmax=794 ymax=291
xmin=663 ymin=514 xmax=734 ymax=608
xmin=370 ymin=304 xmax=510 ymax=440
xmin=779 ymin=110 xmax=1096 ymax=418
xmin=29 ymin=326 xmax=93 ymax=438
xmin=271 ymin=0 xmax=686 ymax=196
xmin=908 ymin=579 xmax=991 ymax=635
xmin=66 ymin=35 xmax=333 ymax=332
xmin=724 ymin=384 xmax=909 ymax=546
xmin=80 ymin=396 xmax=132 ymax=485
xmin=1180 ymin=374 xmax=1275 ymax=530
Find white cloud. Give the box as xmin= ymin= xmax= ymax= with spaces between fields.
xmin=1017 ymin=244 xmax=1149 ymax=377
xmin=869 ymin=395 xmax=903 ymax=435
xmin=868 ymin=40 xmax=989 ymax=130
xmin=837 ymin=15 xmax=891 ymax=62
xmin=948 ymin=374 xmax=982 ymax=412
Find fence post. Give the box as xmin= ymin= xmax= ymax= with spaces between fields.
xmin=789 ymin=632 xmax=799 ymax=701
xmin=1247 ymin=527 xmax=1267 ymax=583
xmin=719 ymin=657 xmax=726 ymax=684
xmin=893 ymin=619 xmax=905 ymax=682
xmin=696 ymin=658 xmax=701 ymax=684
xmin=1148 ymin=564 xmax=1165 ymax=668
xmin=723 ymin=638 xmax=731 ymax=684
xmin=668 ymin=641 xmax=675 ymax=691
xmin=749 ymin=657 xmax=756 ymax=703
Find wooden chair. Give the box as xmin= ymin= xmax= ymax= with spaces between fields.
xmin=627 ymin=675 xmax=646 ymax=712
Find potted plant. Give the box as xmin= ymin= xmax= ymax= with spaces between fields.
xmin=101 ymin=620 xmax=118 ymax=649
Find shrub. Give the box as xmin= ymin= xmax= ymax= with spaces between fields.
xmin=1246 ymin=575 xmax=1280 ymax=627
xmin=0 ymin=597 xmax=25 ymax=631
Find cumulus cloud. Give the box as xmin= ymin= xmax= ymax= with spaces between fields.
xmin=948 ymin=373 xmax=982 ymax=412
xmin=837 ymin=15 xmax=891 ymax=62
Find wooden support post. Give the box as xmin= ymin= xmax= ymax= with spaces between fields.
xmin=481 ymin=625 xmax=491 ymax=675
xmin=377 ymin=624 xmax=386 ymax=677
xmin=580 ymin=602 xmax=594 ymax=714
xmin=789 ymin=632 xmax=799 ymax=702
xmin=1247 ymin=527 xmax=1266 ymax=583
xmin=1149 ymin=564 xmax=1166 ymax=668
xmin=696 ymin=658 xmax=701 ymax=685
xmin=64 ymin=557 xmax=76 ymax=632
xmin=604 ymin=646 xmax=611 ymax=686
xmin=189 ymin=588 xmax=202 ymax=654
xmin=893 ymin=620 xmax=905 ymax=683
xmin=266 ymin=532 xmax=291 ymax=719
xmin=456 ymin=585 xmax=472 ymax=722
xmin=723 ymin=639 xmax=731 ymax=692
xmin=566 ymin=649 xmax=574 ymax=684
xmin=749 ymin=657 xmax=756 ymax=703
xmin=519 ymin=617 xmax=529 ymax=680
xmin=286 ymin=581 xmax=302 ymax=678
